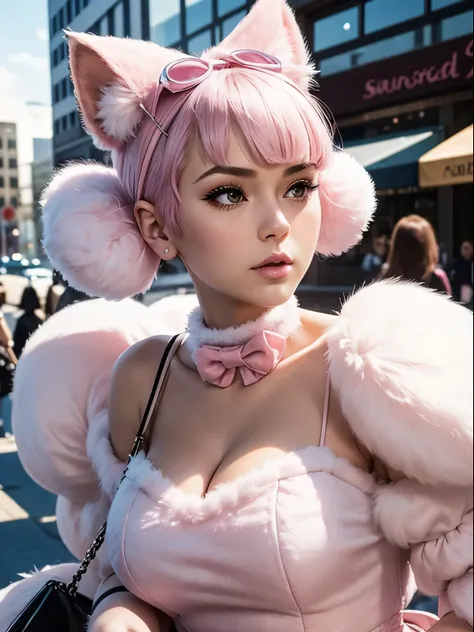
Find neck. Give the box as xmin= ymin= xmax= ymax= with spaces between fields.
xmin=186 ymin=294 xmax=300 ymax=351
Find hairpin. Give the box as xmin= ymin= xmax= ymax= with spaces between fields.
xmin=139 ymin=103 xmax=169 ymax=137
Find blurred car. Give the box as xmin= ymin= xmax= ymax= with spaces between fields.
xmin=0 ymin=257 xmax=52 ymax=306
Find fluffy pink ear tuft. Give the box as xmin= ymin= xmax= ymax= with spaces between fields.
xmin=66 ymin=31 xmax=182 ymax=150
xmin=41 ymin=162 xmax=161 ymax=300
xmin=318 ymin=152 xmax=376 ymax=256
xmin=206 ymin=0 xmax=315 ymax=90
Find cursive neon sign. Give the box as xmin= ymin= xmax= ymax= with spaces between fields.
xmin=363 ymin=39 xmax=473 ymax=100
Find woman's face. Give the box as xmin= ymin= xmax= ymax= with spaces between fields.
xmin=171 ymin=131 xmax=321 ymax=312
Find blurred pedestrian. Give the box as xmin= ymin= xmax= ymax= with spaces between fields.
xmin=361 ymin=233 xmax=388 ymax=276
xmin=449 ymin=240 xmax=473 ymax=306
xmin=55 ymin=285 xmax=91 ymax=313
xmin=0 ymin=310 xmax=16 ymax=437
xmin=12 ymin=286 xmax=44 ymax=360
xmin=44 ymin=269 xmax=66 ymax=318
xmin=381 ymin=214 xmax=451 ymax=294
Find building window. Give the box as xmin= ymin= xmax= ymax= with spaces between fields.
xmin=8 ymin=158 xmax=17 ymax=169
xmin=432 ymin=0 xmax=463 ymax=9
xmin=53 ymin=84 xmax=59 ymax=103
xmin=185 ymin=0 xmax=212 ymax=35
xmin=54 ymin=120 xmax=60 ymax=135
xmin=314 ymin=7 xmax=359 ymax=52
xmin=218 ymin=0 xmax=245 ymax=18
xmin=150 ymin=0 xmax=181 ymax=46
xmin=364 ymin=0 xmax=425 ymax=35
xmin=114 ymin=3 xmax=124 ymax=37
xmin=100 ymin=16 xmax=109 ymax=35
xmin=52 ymin=14 xmax=58 ymax=34
xmin=0 ymin=197 xmax=4 ymax=208
xmin=0 ymin=139 xmax=2 ymax=148
xmin=10 ymin=196 xmax=18 ymax=207
xmin=66 ymin=0 xmax=72 ymax=23
xmin=83 ymin=0 xmax=89 ymax=7
xmin=10 ymin=177 xmax=18 ymax=189
xmin=0 ymin=177 xmax=3 ymax=188
xmin=0 ymin=158 xmax=3 ymax=168
xmin=440 ymin=10 xmax=474 ymax=41
xmin=123 ymin=0 xmax=131 ymax=37
xmin=222 ymin=9 xmax=246 ymax=37
xmin=7 ymin=139 xmax=16 ymax=150
xmin=59 ymin=7 xmax=65 ymax=29
xmin=320 ymin=29 xmax=428 ymax=76
xmin=75 ymin=0 xmax=81 ymax=16
xmin=69 ymin=111 xmax=76 ymax=127
xmin=107 ymin=8 xmax=115 ymax=36
xmin=61 ymin=78 xmax=68 ymax=99
xmin=188 ymin=29 xmax=212 ymax=54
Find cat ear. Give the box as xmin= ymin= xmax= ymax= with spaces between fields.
xmin=66 ymin=31 xmax=182 ymax=150
xmin=206 ymin=0 xmax=315 ymax=90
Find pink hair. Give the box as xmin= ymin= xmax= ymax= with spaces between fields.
xmin=117 ymin=69 xmax=334 ymax=236
xmin=41 ymin=0 xmax=376 ymax=300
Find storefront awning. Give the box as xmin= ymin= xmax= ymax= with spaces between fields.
xmin=344 ymin=127 xmax=444 ymax=191
xmin=419 ymin=125 xmax=473 ymax=188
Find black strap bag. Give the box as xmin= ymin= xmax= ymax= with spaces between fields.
xmin=6 ymin=334 xmax=182 ymax=632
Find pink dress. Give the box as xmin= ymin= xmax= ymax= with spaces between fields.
xmin=106 ymin=379 xmax=437 ymax=632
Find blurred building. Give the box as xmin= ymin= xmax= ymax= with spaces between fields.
xmin=296 ymin=0 xmax=473 ymax=284
xmin=0 ymin=122 xmax=20 ymax=257
xmin=48 ymin=0 xmax=472 ymax=284
xmin=31 ymin=138 xmax=53 ymax=255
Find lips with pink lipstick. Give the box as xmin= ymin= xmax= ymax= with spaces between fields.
xmin=251 ymin=253 xmax=293 ymax=279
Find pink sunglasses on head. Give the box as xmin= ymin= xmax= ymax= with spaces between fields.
xmin=137 ymin=49 xmax=282 ymax=196
xmin=159 ymin=49 xmax=282 ymax=93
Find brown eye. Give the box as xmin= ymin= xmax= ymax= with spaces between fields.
xmin=203 ymin=185 xmax=247 ymax=208
xmin=222 ymin=189 xmax=244 ymax=204
xmin=285 ymin=180 xmax=319 ymax=200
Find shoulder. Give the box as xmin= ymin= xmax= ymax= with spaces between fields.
xmin=109 ymin=334 xmax=172 ymax=461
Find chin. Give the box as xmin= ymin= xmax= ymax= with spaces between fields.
xmin=246 ymin=281 xmax=298 ymax=308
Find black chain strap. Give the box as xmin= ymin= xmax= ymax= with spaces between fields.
xmin=61 ymin=333 xmax=181 ymax=598
xmin=65 ymin=434 xmax=145 ymax=597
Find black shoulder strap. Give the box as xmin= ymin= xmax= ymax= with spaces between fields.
xmin=130 ymin=332 xmax=185 ymax=458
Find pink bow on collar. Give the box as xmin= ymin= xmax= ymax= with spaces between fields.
xmin=193 ymin=330 xmax=286 ymax=388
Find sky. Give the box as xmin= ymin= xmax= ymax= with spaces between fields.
xmin=0 ymin=0 xmax=52 ymax=204
xmin=0 ymin=0 xmax=51 ymax=132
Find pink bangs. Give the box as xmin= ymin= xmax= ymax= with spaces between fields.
xmin=119 ymin=69 xmax=334 ymax=234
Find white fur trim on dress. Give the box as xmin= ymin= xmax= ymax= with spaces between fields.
xmin=326 ymin=279 xmax=473 ymax=487
xmin=186 ymin=295 xmax=301 ymax=353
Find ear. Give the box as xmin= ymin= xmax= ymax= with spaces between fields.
xmin=206 ymin=0 xmax=315 ymax=90
xmin=134 ymin=200 xmax=178 ymax=260
xmin=66 ymin=31 xmax=182 ymax=150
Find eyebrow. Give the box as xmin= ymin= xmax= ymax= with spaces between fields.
xmin=193 ymin=163 xmax=315 ymax=184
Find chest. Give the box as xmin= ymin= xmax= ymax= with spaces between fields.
xmin=145 ymin=342 xmax=331 ymax=496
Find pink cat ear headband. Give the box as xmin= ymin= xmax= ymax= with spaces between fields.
xmin=40 ymin=0 xmax=377 ymax=301
xmin=137 ymin=49 xmax=283 ymax=201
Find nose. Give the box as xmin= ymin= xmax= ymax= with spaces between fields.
xmin=258 ymin=205 xmax=290 ymax=243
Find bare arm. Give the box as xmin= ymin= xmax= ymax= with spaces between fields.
xmin=88 ymin=338 xmax=173 ymax=632
xmin=431 ymin=612 xmax=472 ymax=631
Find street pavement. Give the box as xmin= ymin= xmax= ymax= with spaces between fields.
xmin=0 ymin=304 xmax=75 ymax=589
xmin=0 ymin=438 xmax=74 ymax=588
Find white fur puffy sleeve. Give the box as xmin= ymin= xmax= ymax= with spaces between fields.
xmin=325 ymin=280 xmax=473 ymax=625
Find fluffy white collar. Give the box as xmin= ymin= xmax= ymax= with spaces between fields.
xmin=185 ymin=295 xmax=301 ymax=352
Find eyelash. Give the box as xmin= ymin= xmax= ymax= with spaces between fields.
xmin=202 ymin=180 xmax=320 ymax=211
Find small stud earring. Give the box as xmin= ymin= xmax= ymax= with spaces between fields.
xmin=164 ymin=248 xmax=169 ymax=255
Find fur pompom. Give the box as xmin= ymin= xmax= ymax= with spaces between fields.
xmin=318 ymin=152 xmax=376 ymax=256
xmin=12 ymin=298 xmax=156 ymax=502
xmin=41 ymin=162 xmax=161 ymax=300
xmin=326 ymin=279 xmax=473 ymax=486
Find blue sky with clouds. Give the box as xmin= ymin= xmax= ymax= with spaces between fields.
xmin=0 ymin=0 xmax=51 ymax=115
